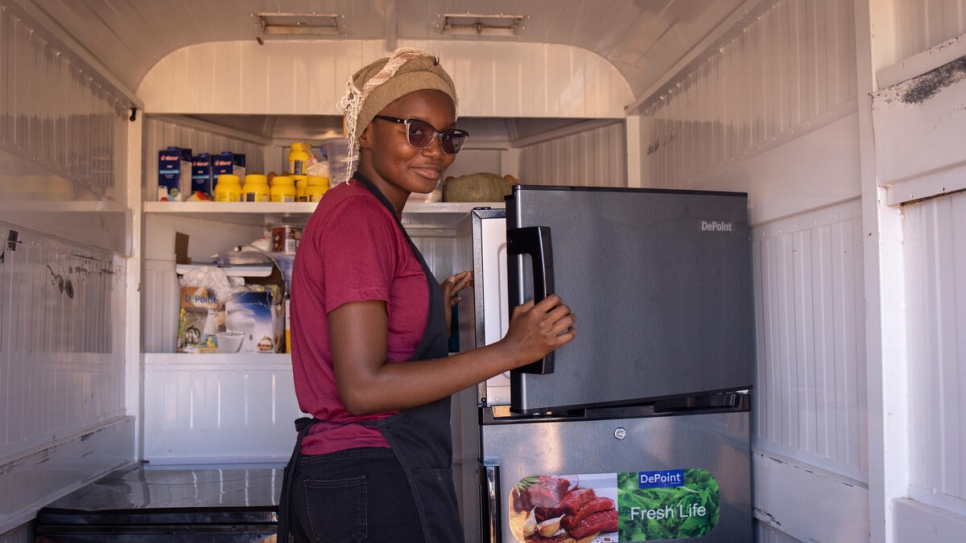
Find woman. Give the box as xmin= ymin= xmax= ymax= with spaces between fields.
xmin=280 ymin=48 xmax=577 ymax=542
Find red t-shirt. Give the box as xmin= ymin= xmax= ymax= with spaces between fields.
xmin=290 ymin=178 xmax=429 ymax=455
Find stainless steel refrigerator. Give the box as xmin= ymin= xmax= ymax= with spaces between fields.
xmin=454 ymin=186 xmax=754 ymax=543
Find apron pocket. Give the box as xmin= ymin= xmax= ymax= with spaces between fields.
xmin=303 ymin=475 xmax=367 ymax=543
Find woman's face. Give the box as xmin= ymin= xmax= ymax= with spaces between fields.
xmin=358 ymin=89 xmax=457 ymax=210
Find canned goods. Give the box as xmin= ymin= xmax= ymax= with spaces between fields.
xmin=271 ymin=225 xmax=302 ymax=253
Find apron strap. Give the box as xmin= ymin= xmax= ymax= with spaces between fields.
xmin=276 ymin=417 xmax=319 ymax=542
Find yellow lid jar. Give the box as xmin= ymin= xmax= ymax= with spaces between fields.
xmin=288 ymin=143 xmax=311 ymax=175
xmin=306 ymin=175 xmax=330 ymax=202
xmin=270 ymin=176 xmax=297 ymax=202
xmin=214 ymin=174 xmax=242 ymax=202
xmin=292 ymin=174 xmax=308 ymax=202
xmin=242 ymin=174 xmax=270 ymax=202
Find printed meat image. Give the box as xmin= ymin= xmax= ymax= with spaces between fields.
xmin=510 ymin=475 xmax=619 ymax=543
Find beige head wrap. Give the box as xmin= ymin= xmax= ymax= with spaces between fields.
xmin=338 ymin=48 xmax=459 ymax=180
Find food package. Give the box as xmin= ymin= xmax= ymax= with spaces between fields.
xmin=177 ymin=286 xmax=224 ymax=353
xmin=442 ymin=172 xmax=514 ymax=202
xmin=224 ymin=287 xmax=282 ymax=353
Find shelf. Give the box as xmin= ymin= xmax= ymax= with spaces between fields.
xmin=0 ymin=199 xmax=127 ymax=213
xmin=143 ymin=200 xmax=505 ymax=230
xmin=144 ymin=352 xmax=291 ymax=368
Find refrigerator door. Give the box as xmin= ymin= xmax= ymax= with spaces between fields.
xmin=506 ymin=186 xmax=754 ymax=414
xmin=480 ymin=407 xmax=752 ymax=542
xmin=456 ymin=208 xmax=512 ymax=406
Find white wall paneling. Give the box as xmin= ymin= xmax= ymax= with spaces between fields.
xmin=751 ymin=200 xmax=868 ymax=537
xmin=518 ymin=121 xmax=627 ymax=187
xmin=753 ymin=450 xmax=869 ymax=541
xmin=0 ymin=417 xmax=134 ymax=533
xmin=0 ymin=1 xmax=130 ymax=203
xmin=756 ymin=521 xmax=805 ymax=543
xmin=0 ymin=222 xmax=128 ymax=458
xmin=893 ymin=0 xmax=966 ymax=62
xmin=137 ymin=40 xmax=632 ymax=119
xmin=752 ymin=200 xmax=867 ymax=476
xmin=872 ymin=39 xmax=966 ymax=205
xmin=903 ymin=191 xmax=966 ymax=519
xmin=639 ymin=0 xmax=857 ymax=192
xmin=0 ymin=222 xmax=133 ymax=530
xmin=142 ymin=354 xmax=301 ymax=463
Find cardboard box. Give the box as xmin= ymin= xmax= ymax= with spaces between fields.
xmin=158 ymin=146 xmax=192 ymax=201
xmin=190 ymin=153 xmax=213 ymax=198
xmin=225 ymin=289 xmax=281 ymax=353
xmin=212 ymin=151 xmax=247 ymax=181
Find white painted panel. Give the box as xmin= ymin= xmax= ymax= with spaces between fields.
xmin=0 ymin=223 xmax=127 ymax=460
xmin=894 ymin=0 xmax=966 ymax=60
xmin=753 ymin=451 xmax=869 ymax=542
xmin=640 ymin=0 xmax=857 ymax=193
xmin=872 ymin=48 xmax=966 ymax=205
xmin=0 ymin=417 xmax=134 ymax=533
xmin=0 ymin=2 xmax=129 ymax=203
xmin=894 ymin=497 xmax=966 ymax=543
xmin=142 ymin=354 xmax=302 ymax=463
xmin=752 ymin=200 xmax=867 ymax=478
xmin=518 ymin=121 xmax=627 ymax=186
xmin=142 ymin=258 xmax=180 ymax=354
xmin=756 ymin=521 xmax=804 ymax=543
xmin=903 ymin=190 xmax=966 ymax=512
xmin=137 ymin=40 xmax=632 ymax=118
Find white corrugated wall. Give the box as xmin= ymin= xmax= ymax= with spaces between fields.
xmin=137 ymin=40 xmax=633 ymax=119
xmin=0 ymin=1 xmax=135 ymax=536
xmin=641 ymin=0 xmax=856 ymax=191
xmin=753 ymin=201 xmax=867 ymax=476
xmin=636 ymin=0 xmax=867 ymax=541
xmin=518 ymin=121 xmax=627 ymax=187
xmin=901 ymin=181 xmax=966 ymax=517
xmin=894 ymin=0 xmax=966 ymax=60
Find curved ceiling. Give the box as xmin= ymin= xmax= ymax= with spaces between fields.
xmin=24 ymin=0 xmax=753 ymax=102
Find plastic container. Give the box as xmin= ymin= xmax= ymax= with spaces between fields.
xmin=213 ymin=174 xmax=242 ymax=202
xmin=288 ymin=143 xmax=311 ymax=175
xmin=242 ymin=174 xmax=270 ymax=202
xmin=292 ymin=174 xmax=308 ymax=202
xmin=306 ymin=176 xmax=330 ymax=202
xmin=317 ymin=138 xmax=353 ymax=186
xmin=270 ymin=175 xmax=296 ymax=202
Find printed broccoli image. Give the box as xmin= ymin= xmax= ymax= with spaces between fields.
xmin=617 ymin=468 xmax=719 ymax=541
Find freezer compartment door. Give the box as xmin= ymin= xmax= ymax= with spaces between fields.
xmin=480 ymin=410 xmax=751 ymax=542
xmin=506 ymin=186 xmax=754 ymax=414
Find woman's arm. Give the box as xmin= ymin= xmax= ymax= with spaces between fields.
xmin=330 ymin=294 xmax=576 ymax=416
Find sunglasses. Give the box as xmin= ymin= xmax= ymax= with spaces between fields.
xmin=373 ymin=115 xmax=469 ymax=154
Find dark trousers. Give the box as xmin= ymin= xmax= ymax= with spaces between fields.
xmin=289 ymin=447 xmax=424 ymax=543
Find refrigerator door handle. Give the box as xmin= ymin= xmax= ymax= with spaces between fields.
xmin=506 ymin=226 xmax=555 ymax=374
xmin=481 ymin=462 xmax=502 ymax=543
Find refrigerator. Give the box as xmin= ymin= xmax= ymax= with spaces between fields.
xmin=454 ymin=185 xmax=754 ymax=543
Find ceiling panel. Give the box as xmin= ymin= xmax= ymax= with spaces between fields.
xmin=23 ymin=0 xmax=755 ymax=103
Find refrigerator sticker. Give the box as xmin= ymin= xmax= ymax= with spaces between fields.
xmin=509 ymin=469 xmax=719 ymax=542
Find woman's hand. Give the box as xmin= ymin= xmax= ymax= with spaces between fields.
xmin=441 ymin=271 xmax=472 ymax=336
xmin=499 ymin=294 xmax=576 ymax=368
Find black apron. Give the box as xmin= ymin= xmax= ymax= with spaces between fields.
xmin=277 ymin=174 xmax=461 ymax=543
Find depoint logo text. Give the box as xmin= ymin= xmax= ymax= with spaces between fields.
xmin=701 ymin=220 xmax=734 ymax=232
